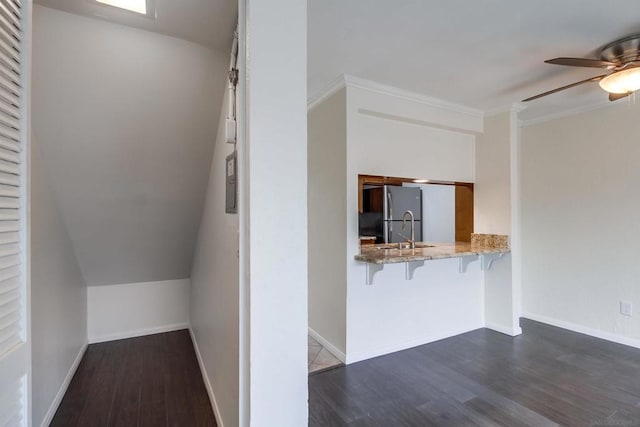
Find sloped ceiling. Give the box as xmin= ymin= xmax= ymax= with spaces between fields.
xmin=33 ymin=5 xmax=231 ymax=286
xmin=308 ymin=0 xmax=640 ymax=121
xmin=35 ymin=0 xmax=237 ymax=52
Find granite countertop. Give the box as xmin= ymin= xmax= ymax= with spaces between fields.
xmin=355 ymin=234 xmax=510 ymax=265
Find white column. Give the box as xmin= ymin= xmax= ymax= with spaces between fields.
xmin=240 ymin=0 xmax=308 ymax=426
xmin=510 ymin=103 xmax=526 ymax=335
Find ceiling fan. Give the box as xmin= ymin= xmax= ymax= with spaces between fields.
xmin=523 ymin=33 xmax=640 ymax=102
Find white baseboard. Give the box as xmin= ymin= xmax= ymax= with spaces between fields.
xmin=522 ymin=312 xmax=640 ymax=350
xmin=40 ymin=342 xmax=88 ymax=427
xmin=345 ymin=324 xmax=483 ymax=364
xmin=485 ymin=321 xmax=522 ymax=336
xmin=189 ymin=328 xmax=224 ymax=427
xmin=307 ymin=327 xmax=346 ymax=363
xmin=88 ymin=322 xmax=190 ymax=344
xmin=87 ymin=279 xmax=190 ymax=345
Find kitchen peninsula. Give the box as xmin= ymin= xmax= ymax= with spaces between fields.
xmin=355 ymin=234 xmax=510 ymax=285
xmin=356 ymin=234 xmax=509 ymax=265
xmin=308 ymin=79 xmax=520 ymax=366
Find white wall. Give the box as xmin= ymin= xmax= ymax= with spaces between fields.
xmin=346 ymin=258 xmax=485 ymax=362
xmin=32 ymin=5 xmax=228 ymax=286
xmin=87 ymin=279 xmax=190 ymax=343
xmin=31 ymin=143 xmax=87 ymax=427
xmin=245 ymin=0 xmax=308 ymax=425
xmin=349 ymin=87 xmax=477 ymax=183
xmin=475 ymin=113 xmax=511 ymax=234
xmin=307 ymin=88 xmax=347 ymax=355
xmin=345 ymin=85 xmax=485 ymax=362
xmin=189 ymin=85 xmax=239 ymax=427
xmin=475 ymin=112 xmax=518 ymax=335
xmin=521 ymin=102 xmax=640 ymax=347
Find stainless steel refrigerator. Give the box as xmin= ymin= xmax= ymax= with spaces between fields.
xmin=361 ymin=185 xmax=422 ymax=243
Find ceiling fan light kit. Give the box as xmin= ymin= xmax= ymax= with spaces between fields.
xmin=524 ymin=33 xmax=640 ymax=102
xmin=598 ymin=68 xmax=640 ymax=94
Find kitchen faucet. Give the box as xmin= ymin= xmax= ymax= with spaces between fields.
xmin=401 ymin=210 xmax=415 ymax=249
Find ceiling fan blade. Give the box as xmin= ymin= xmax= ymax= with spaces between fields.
xmin=522 ymin=74 xmax=608 ymax=102
xmin=545 ymin=57 xmax=617 ymax=69
xmin=609 ymin=92 xmax=631 ymax=102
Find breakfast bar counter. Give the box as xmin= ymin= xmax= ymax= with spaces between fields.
xmin=355 ymin=241 xmax=510 ymax=264
xmin=355 ymin=234 xmax=510 ymax=265
xmin=354 ymin=234 xmax=510 ymax=285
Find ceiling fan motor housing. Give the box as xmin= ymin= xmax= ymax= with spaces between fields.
xmin=599 ymin=33 xmax=640 ymax=66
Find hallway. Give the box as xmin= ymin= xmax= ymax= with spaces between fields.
xmin=51 ymin=331 xmax=216 ymax=427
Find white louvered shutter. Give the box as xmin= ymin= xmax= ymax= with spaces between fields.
xmin=0 ymin=0 xmax=28 ymax=426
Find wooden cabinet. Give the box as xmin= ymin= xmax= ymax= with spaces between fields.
xmin=455 ymin=183 xmax=474 ymax=242
xmin=359 ymin=237 xmax=377 ymax=246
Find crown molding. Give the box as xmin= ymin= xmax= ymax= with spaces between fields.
xmin=483 ymin=104 xmax=511 ymax=117
xmin=510 ymin=102 xmax=528 ymax=113
xmin=519 ymin=99 xmax=617 ymax=127
xmin=307 ymin=74 xmax=484 ymax=120
xmin=308 ymin=75 xmax=625 ymax=129
xmin=484 ymin=102 xmax=528 ymax=118
xmin=307 ymin=75 xmax=346 ymax=111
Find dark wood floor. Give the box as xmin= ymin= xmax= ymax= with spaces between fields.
xmin=51 ymin=329 xmax=216 ymax=427
xmin=309 ymin=318 xmax=640 ymax=426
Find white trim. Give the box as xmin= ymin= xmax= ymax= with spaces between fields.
xmin=88 ymin=322 xmax=189 ymax=344
xmin=343 ymin=74 xmax=484 ymax=119
xmin=509 ymin=104 xmax=523 ymax=335
xmin=40 ymin=342 xmax=88 ymax=427
xmin=522 ymin=312 xmax=640 ymax=350
xmin=345 ymin=324 xmax=482 ymax=364
xmin=307 ymin=75 xmax=346 ymax=111
xmin=485 ymin=321 xmax=522 ymax=337
xmin=189 ymin=328 xmax=224 ymax=427
xmin=307 ymin=327 xmax=346 ymax=363
xmin=519 ymin=100 xmax=617 ymax=127
xmin=484 ymin=102 xmax=527 ymax=118
xmin=22 ymin=0 xmax=34 ymax=424
xmin=237 ymin=1 xmax=249 ymax=424
xmin=307 ymin=74 xmax=484 ymax=120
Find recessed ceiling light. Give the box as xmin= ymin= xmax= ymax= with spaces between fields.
xmin=94 ymin=0 xmax=147 ymax=15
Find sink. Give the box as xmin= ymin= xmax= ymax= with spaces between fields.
xmin=374 ymin=242 xmax=435 ymax=250
xmin=372 ymin=244 xmax=398 ymax=250
xmin=397 ymin=242 xmax=435 ymax=249
xmin=414 ymin=243 xmax=435 ymax=249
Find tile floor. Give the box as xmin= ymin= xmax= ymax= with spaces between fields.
xmin=308 ymin=335 xmax=342 ymax=374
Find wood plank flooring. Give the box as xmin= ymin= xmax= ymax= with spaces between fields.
xmin=309 ymin=319 xmax=640 ymax=426
xmin=51 ymin=330 xmax=216 ymax=427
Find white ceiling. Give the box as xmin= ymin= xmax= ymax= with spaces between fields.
xmin=33 ymin=6 xmax=229 ymax=286
xmin=308 ymin=0 xmax=640 ymax=121
xmin=35 ymin=0 xmax=237 ymax=51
